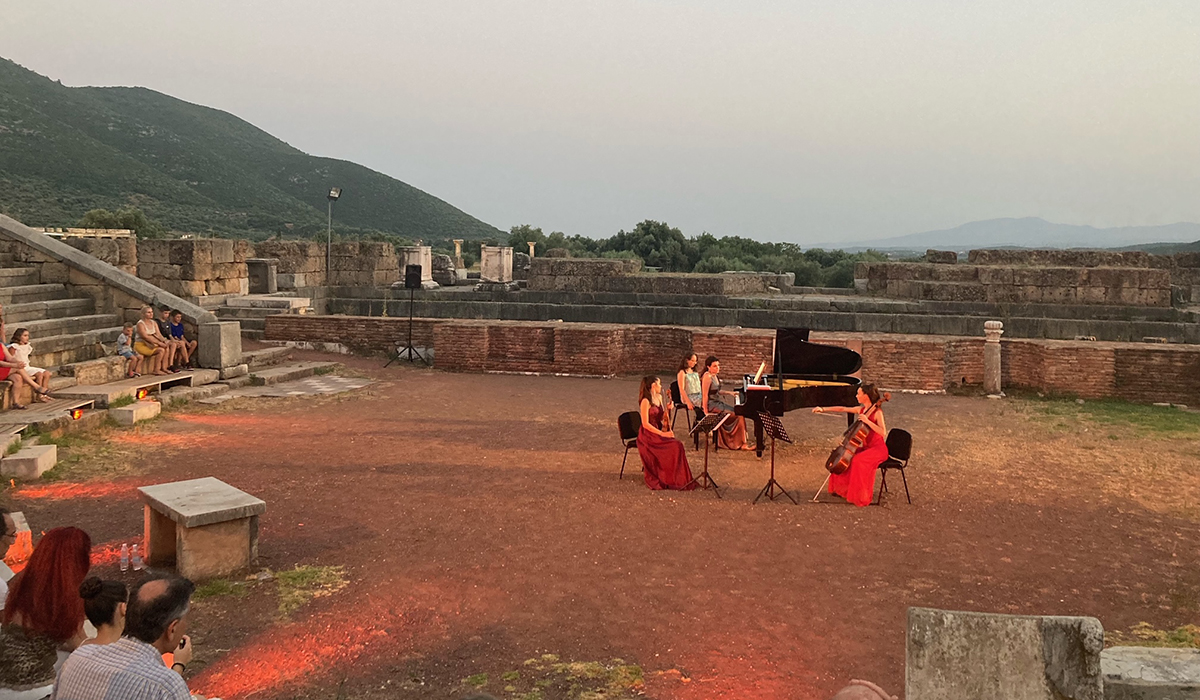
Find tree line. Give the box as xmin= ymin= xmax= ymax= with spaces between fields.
xmin=507 ymin=220 xmax=885 ymax=288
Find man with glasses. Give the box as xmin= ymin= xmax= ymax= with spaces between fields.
xmin=0 ymin=506 xmax=15 ymax=611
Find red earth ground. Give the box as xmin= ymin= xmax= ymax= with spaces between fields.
xmin=6 ymin=348 xmax=1200 ymax=699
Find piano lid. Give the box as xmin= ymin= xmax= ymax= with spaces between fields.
xmin=774 ymin=328 xmax=862 ymax=377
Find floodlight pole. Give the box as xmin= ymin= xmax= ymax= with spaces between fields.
xmin=326 ymin=199 xmax=333 ymax=278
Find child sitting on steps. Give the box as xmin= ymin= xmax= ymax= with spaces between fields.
xmin=116 ymin=323 xmax=143 ymax=378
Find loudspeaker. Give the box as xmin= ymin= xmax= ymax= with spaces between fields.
xmin=404 ymin=264 xmax=422 ymax=290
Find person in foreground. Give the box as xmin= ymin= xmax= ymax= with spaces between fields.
xmin=0 ymin=527 xmax=91 ymax=700
xmin=52 ymin=574 xmax=197 ymax=700
xmin=636 ymin=376 xmax=695 ymax=490
xmin=831 ymin=679 xmax=898 ymax=700
xmin=813 ymin=383 xmax=890 ymax=507
xmin=0 ymin=321 xmax=53 ymax=409
xmin=78 ymin=578 xmax=127 ymax=647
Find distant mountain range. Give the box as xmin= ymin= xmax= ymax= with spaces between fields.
xmin=0 ymin=57 xmax=502 ymax=241
xmin=829 ymin=217 xmax=1200 ymax=253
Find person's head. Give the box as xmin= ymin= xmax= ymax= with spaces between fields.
xmin=857 ymin=383 xmax=883 ymax=407
xmin=10 ymin=328 xmax=29 ymax=345
xmin=1 ymin=526 xmax=91 ymax=641
xmin=141 ymin=306 xmax=154 ymax=320
xmin=124 ymin=574 xmax=195 ymax=653
xmin=831 ymin=680 xmax=896 ymax=700
xmin=158 ymin=305 xmax=171 ymax=319
xmin=80 ymin=577 xmax=128 ymax=633
xmin=678 ymin=352 xmax=697 ymax=371
xmin=638 ymin=375 xmax=662 ymax=404
xmin=0 ymin=506 xmax=15 ymax=553
xmin=703 ymin=356 xmax=720 ymax=375
xmin=169 ymin=310 xmax=182 ymax=323
xmin=122 ymin=322 xmax=134 ymax=336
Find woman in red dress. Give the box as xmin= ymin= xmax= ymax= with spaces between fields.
xmin=636 ymin=376 xmax=696 ymax=490
xmin=813 ymin=383 xmax=890 ymax=507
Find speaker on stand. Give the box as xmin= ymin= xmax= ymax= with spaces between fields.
xmin=385 ymin=264 xmax=429 ymax=366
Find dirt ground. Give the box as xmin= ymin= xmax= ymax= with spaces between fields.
xmin=7 ymin=349 xmax=1200 ymax=700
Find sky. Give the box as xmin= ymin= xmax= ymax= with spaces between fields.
xmin=2 ymin=0 xmax=1199 ymax=244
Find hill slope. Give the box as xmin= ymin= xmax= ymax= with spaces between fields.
xmin=834 ymin=217 xmax=1200 ymax=251
xmin=0 ymin=57 xmax=502 ymax=240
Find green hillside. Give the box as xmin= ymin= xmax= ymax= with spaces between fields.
xmin=0 ymin=57 xmax=502 ymax=241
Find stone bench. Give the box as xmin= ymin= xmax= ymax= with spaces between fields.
xmin=139 ymin=477 xmax=266 ymax=580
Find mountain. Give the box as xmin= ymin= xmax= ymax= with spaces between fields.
xmin=0 ymin=57 xmax=502 ymax=241
xmin=828 ymin=217 xmax=1200 ymax=252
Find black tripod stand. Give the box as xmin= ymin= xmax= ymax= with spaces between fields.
xmin=385 ymin=286 xmax=428 ymax=366
xmin=686 ymin=412 xmax=729 ymax=497
xmin=753 ymin=411 xmax=796 ymax=504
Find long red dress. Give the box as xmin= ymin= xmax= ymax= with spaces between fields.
xmin=638 ymin=403 xmax=696 ymax=490
xmin=828 ymin=408 xmax=888 ymax=507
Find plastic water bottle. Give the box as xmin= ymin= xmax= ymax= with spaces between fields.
xmin=131 ymin=544 xmax=143 ymax=571
xmin=119 ymin=544 xmax=129 ymax=573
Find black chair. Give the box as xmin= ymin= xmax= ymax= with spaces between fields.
xmin=669 ymin=380 xmax=704 ymax=449
xmin=874 ymin=428 xmax=913 ymax=505
xmin=618 ymin=411 xmax=641 ymax=479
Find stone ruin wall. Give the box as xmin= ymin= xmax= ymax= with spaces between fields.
xmin=526 ymin=257 xmax=782 ymax=295
xmin=263 ymin=315 xmax=1200 ymax=404
xmin=857 ymin=249 xmax=1200 ymax=308
xmin=136 ymin=239 xmax=253 ymax=298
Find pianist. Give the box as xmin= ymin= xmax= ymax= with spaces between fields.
xmin=636 ymin=376 xmax=696 ymax=490
xmin=700 ymin=356 xmax=752 ymax=451
xmin=813 ymin=383 xmax=889 ymax=507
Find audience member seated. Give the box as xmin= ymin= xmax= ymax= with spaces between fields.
xmin=636 ymin=376 xmax=695 ymax=490
xmin=0 ymin=320 xmax=52 ymax=410
xmin=157 ymin=307 xmax=185 ymax=373
xmin=830 ymin=679 xmax=897 ymax=700
xmin=167 ymin=311 xmax=197 ymax=370
xmin=0 ymin=527 xmax=91 ymax=700
xmin=116 ymin=323 xmax=143 ymax=378
xmin=699 ymin=356 xmax=751 ymax=450
xmin=0 ymin=507 xmax=15 ymax=613
xmin=135 ymin=307 xmax=171 ymax=376
xmin=6 ymin=330 xmax=51 ymax=403
xmin=78 ymin=578 xmax=127 ymax=647
xmin=52 ymin=574 xmax=197 ymax=700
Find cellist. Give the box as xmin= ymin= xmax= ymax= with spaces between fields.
xmin=813 ymin=384 xmax=890 ymax=507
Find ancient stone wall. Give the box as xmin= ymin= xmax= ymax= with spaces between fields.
xmin=136 ymin=239 xmax=251 ymax=298
xmin=264 ymin=315 xmax=1200 ymax=403
xmin=526 ymin=257 xmax=775 ymax=295
xmin=253 ymin=240 xmax=326 ymax=289
xmin=328 ymin=241 xmax=399 ymax=287
xmin=61 ymin=238 xmax=138 ymax=276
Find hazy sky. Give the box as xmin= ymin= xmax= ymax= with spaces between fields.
xmin=3 ymin=0 xmax=1198 ymax=243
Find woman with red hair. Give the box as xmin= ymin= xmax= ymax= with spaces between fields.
xmin=0 ymin=526 xmax=91 ymax=699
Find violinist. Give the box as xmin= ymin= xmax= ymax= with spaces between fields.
xmin=813 ymin=383 xmax=889 ymax=507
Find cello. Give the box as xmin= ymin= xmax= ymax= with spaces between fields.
xmin=824 ymin=394 xmax=889 ymax=474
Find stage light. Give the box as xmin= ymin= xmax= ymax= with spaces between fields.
xmin=71 ymin=408 xmax=84 ymax=420
xmin=327 ymin=187 xmax=342 ymax=201
xmin=137 ymin=388 xmax=149 ymax=400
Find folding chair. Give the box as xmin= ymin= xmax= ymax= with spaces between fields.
xmin=617 ymin=411 xmax=641 ymax=480
xmin=874 ymin=428 xmax=913 ymax=505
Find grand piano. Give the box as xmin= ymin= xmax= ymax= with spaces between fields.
xmin=736 ymin=328 xmax=862 ymax=457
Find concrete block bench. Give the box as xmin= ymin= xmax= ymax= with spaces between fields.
xmin=110 ymin=400 xmax=161 ymax=426
xmin=139 ymin=477 xmax=266 ymax=580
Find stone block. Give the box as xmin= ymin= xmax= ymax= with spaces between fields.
xmin=169 ymin=240 xmax=210 ymax=265
xmin=198 ymin=322 xmax=242 ymax=369
xmin=232 ymin=239 xmax=253 ymax=263
xmin=110 ymin=400 xmax=161 ymax=426
xmin=907 ymin=607 xmax=1104 ymax=700
xmin=1102 ymin=646 xmax=1200 ymax=699
xmin=62 ymin=356 xmax=126 ymax=385
xmin=65 ymin=238 xmax=119 ymax=264
xmin=115 ymin=237 xmax=138 ymax=266
xmin=68 ymin=266 xmax=101 ymax=286
xmin=205 ymin=277 xmax=242 ymax=296
xmin=978 ymin=267 xmax=1014 ymax=285
xmin=210 ymin=238 xmax=235 ymax=264
xmin=40 ymin=262 xmax=69 ymax=284
xmin=220 ymin=364 xmax=249 ymax=380
xmin=480 ymin=246 xmax=514 ymax=282
xmin=176 ymin=517 xmax=254 ymax=580
xmin=138 ymin=263 xmax=181 ymax=281
xmin=247 ymin=258 xmax=279 ymax=294
xmin=238 ymin=277 xmax=250 ymax=295
xmin=1 ymin=445 xmax=58 ymax=479
xmin=139 ymin=478 xmax=265 ymax=578
xmin=138 ymin=239 xmax=171 ymax=264
xmin=159 ymin=279 xmax=207 ymax=298
xmin=926 ymin=249 xmax=958 ymax=264
xmin=1041 ymin=286 xmax=1077 ymax=304
xmin=180 ymin=263 xmax=214 ymax=280
xmin=398 ymin=246 xmax=434 ymax=283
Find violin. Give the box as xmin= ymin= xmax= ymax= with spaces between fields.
xmin=823 ymin=395 xmax=889 ymax=474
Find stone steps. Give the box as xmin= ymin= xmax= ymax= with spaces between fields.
xmin=242 ymin=346 xmax=294 ymax=370
xmin=215 ymin=295 xmax=311 ymax=338
xmin=4 ymin=298 xmax=97 ymax=324
xmin=0 ymin=267 xmax=41 ymax=287
xmin=0 ymin=283 xmax=70 ymax=305
xmin=29 ymin=326 xmax=124 ymax=369
xmin=53 ymin=368 xmax=220 ymax=407
xmin=248 ymin=361 xmax=341 ymax=386
xmin=23 ymin=313 xmax=121 ymax=339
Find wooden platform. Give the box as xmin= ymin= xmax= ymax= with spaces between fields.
xmin=52 ymin=369 xmax=220 ymax=407
xmin=0 ymin=396 xmax=97 ymax=430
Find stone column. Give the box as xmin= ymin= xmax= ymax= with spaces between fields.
xmin=984 ymin=320 xmax=1004 ymax=396
xmin=481 ymin=246 xmax=514 ymax=282
xmin=452 ymin=239 xmax=464 ymax=269
xmin=397 ymin=246 xmax=437 ymax=288
xmin=527 ymin=241 xmax=536 ymax=258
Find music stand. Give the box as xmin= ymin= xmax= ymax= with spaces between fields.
xmin=753 ymin=411 xmax=797 ymax=504
xmin=687 ymin=412 xmax=729 ymax=497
